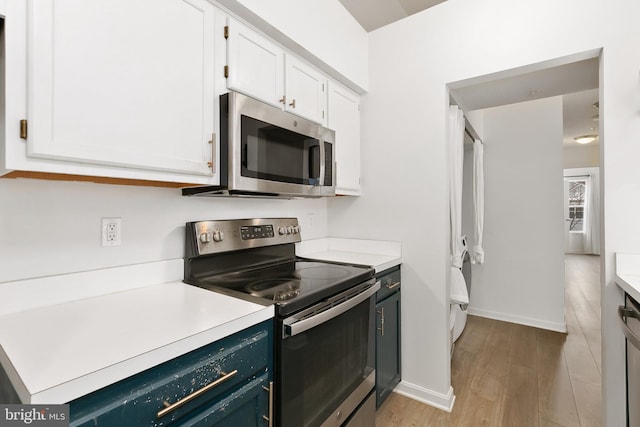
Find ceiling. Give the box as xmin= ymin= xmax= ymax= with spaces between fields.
xmin=450 ymin=57 xmax=600 ymax=147
xmin=339 ymin=0 xmax=446 ymax=32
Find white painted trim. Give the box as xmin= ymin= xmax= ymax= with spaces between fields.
xmin=393 ymin=381 xmax=455 ymax=413
xmin=468 ymin=307 xmax=567 ymax=333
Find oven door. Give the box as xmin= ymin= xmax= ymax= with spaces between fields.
xmin=277 ymin=280 xmax=380 ymax=427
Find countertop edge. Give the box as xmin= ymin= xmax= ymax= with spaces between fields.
xmin=297 ymin=248 xmax=402 ymax=273
xmin=615 ymin=253 xmax=640 ymax=302
xmin=296 ymin=237 xmax=402 ymax=259
xmin=616 ymin=273 xmax=640 ymax=303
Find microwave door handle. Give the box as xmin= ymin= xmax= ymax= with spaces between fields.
xmin=284 ymin=281 xmax=380 ymax=338
xmin=318 ymin=139 xmax=326 ymax=186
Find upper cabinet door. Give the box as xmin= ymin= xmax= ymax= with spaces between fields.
xmin=328 ymin=82 xmax=361 ymax=195
xmin=27 ymin=0 xmax=215 ymax=177
xmin=284 ymin=56 xmax=327 ymax=125
xmin=226 ymin=17 xmax=284 ymax=108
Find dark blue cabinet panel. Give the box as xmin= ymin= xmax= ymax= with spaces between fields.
xmin=70 ymin=320 xmax=273 ymax=427
xmin=375 ymin=267 xmax=401 ymax=408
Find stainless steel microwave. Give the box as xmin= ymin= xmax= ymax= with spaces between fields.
xmin=182 ymin=91 xmax=335 ymax=198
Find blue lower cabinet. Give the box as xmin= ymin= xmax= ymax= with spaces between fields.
xmin=69 ymin=320 xmax=273 ymax=427
xmin=375 ymin=266 xmax=401 ymax=408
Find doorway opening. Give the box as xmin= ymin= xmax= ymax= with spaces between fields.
xmin=445 ymin=49 xmax=603 ymax=423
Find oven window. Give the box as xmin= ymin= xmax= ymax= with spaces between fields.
xmin=241 ymin=115 xmax=321 ymax=185
xmin=279 ymin=297 xmax=375 ymax=427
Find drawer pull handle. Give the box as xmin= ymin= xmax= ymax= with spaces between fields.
xmin=157 ymin=369 xmax=238 ymax=418
xmin=386 ymin=281 xmax=400 ymax=290
xmin=262 ymin=381 xmax=274 ymax=426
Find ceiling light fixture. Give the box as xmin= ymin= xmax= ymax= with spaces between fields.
xmin=574 ymin=135 xmax=598 ymax=144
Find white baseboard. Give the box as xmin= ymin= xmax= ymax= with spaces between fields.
xmin=468 ymin=307 xmax=567 ymax=333
xmin=393 ymin=381 xmax=455 ymax=412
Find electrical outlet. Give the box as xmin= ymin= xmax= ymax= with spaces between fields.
xmin=101 ymin=218 xmax=122 ymax=247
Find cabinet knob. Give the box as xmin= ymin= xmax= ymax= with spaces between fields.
xmin=289 ymin=99 xmax=296 ymax=108
xmin=279 ymin=96 xmax=286 ymax=104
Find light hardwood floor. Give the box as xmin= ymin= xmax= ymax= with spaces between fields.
xmin=376 ymin=254 xmax=602 ymax=426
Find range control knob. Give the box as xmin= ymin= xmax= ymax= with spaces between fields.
xmin=278 ymin=226 xmax=286 ymax=235
xmin=199 ymin=232 xmax=211 ymax=243
xmin=212 ymin=230 xmax=224 ymax=242
xmin=292 ymin=225 xmax=300 ymax=234
xmin=286 ymin=226 xmax=294 ymax=234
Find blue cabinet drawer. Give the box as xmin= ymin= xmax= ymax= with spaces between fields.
xmin=175 ymin=372 xmax=271 ymax=427
xmin=70 ymin=320 xmax=273 ymax=427
xmin=376 ymin=266 xmax=401 ymax=301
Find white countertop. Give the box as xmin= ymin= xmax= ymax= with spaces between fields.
xmin=616 ymin=253 xmax=640 ymax=302
xmin=296 ymin=238 xmax=402 ymax=273
xmin=0 ymin=260 xmax=273 ymax=404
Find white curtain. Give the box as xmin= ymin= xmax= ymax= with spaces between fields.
xmin=448 ymin=106 xmax=465 ymax=269
xmin=584 ymin=172 xmax=601 ymax=255
xmin=472 ymin=140 xmax=485 ymax=263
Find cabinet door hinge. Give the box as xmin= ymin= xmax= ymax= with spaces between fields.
xmin=322 ymin=83 xmax=325 ymax=92
xmin=224 ymin=25 xmax=229 ymax=39
xmin=19 ymin=119 xmax=27 ymax=139
xmin=224 ymin=65 xmax=229 ymax=78
xmin=322 ymin=110 xmax=325 ymax=119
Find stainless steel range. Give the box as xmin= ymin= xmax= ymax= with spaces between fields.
xmin=184 ymin=218 xmax=379 ymax=427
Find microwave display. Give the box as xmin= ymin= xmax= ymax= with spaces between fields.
xmin=241 ymin=115 xmax=322 ymax=185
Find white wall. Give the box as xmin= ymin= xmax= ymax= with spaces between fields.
xmin=0 ymin=178 xmax=328 ymax=284
xmin=463 ymin=97 xmax=566 ymax=332
xmin=328 ymin=0 xmax=640 ymax=423
xmin=564 ymin=144 xmax=600 ymax=169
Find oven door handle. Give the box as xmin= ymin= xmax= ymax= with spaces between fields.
xmin=284 ymin=281 xmax=380 ymax=338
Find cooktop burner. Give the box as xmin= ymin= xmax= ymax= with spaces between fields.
xmin=247 ymin=279 xmax=301 ymax=301
xmin=294 ymin=265 xmax=352 ymax=280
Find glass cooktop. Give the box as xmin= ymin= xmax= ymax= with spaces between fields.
xmin=190 ymin=260 xmax=374 ymax=316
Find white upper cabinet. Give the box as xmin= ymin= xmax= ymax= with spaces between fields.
xmin=284 ymin=56 xmax=327 ymax=125
xmin=225 ymin=18 xmax=327 ymax=125
xmin=25 ymin=0 xmax=216 ymax=181
xmin=225 ymin=17 xmax=284 ymax=108
xmin=328 ymin=81 xmax=361 ymax=195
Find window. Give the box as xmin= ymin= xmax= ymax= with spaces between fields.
xmin=568 ymin=180 xmax=586 ymax=232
